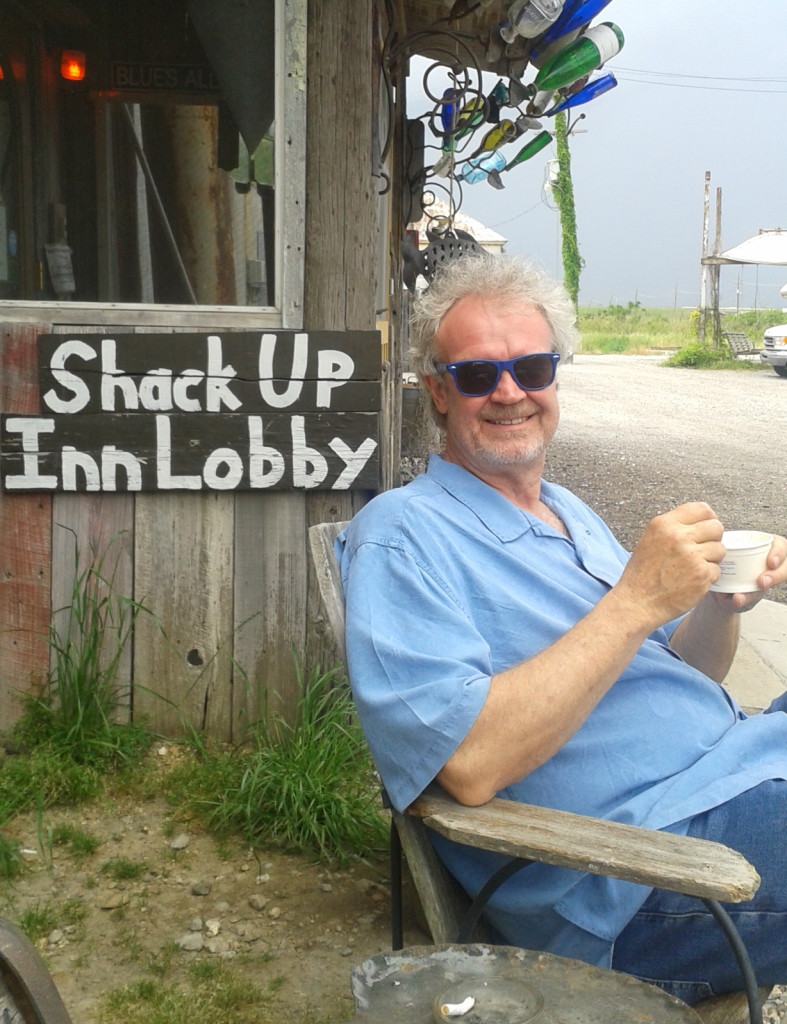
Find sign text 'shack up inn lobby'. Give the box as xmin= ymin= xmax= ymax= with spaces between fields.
xmin=1 ymin=332 xmax=380 ymax=492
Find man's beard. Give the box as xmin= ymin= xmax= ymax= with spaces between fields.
xmin=470 ymin=432 xmax=547 ymax=468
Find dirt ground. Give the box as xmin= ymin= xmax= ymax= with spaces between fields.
xmin=1 ymin=747 xmax=429 ymax=1024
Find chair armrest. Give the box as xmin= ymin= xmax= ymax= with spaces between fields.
xmin=408 ymin=787 xmax=760 ymax=903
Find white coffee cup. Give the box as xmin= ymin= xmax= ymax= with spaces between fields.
xmin=710 ymin=530 xmax=774 ymax=593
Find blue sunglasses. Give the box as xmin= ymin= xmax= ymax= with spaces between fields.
xmin=434 ymin=352 xmax=560 ymax=397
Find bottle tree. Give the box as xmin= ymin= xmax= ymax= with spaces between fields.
xmin=553 ymin=110 xmax=583 ymax=309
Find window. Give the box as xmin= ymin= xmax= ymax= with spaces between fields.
xmin=0 ymin=0 xmax=305 ymax=328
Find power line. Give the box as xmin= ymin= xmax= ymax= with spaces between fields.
xmin=613 ymin=65 xmax=787 ymax=84
xmin=488 ymin=199 xmax=544 ymax=229
xmin=611 ymin=68 xmax=787 ymax=94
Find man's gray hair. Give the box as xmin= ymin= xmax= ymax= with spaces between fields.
xmin=408 ymin=253 xmax=579 ymax=382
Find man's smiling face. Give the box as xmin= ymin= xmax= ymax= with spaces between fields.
xmin=424 ymin=293 xmax=560 ymax=487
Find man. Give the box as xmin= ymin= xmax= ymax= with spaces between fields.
xmin=337 ymin=253 xmax=787 ymax=1004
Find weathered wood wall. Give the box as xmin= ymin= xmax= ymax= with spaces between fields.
xmin=0 ymin=0 xmax=384 ymax=740
xmin=0 ymin=321 xmax=377 ymax=740
xmin=0 ymin=324 xmax=53 ymax=726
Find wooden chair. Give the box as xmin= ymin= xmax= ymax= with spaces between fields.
xmin=309 ymin=520 xmax=772 ymax=1024
xmin=0 ymin=918 xmax=73 ymax=1024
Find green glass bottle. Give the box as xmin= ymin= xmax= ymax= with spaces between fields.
xmin=534 ymin=22 xmax=624 ymax=93
xmin=504 ymin=130 xmax=552 ymax=172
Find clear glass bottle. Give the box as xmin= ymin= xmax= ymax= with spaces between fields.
xmin=500 ymin=0 xmax=565 ymax=43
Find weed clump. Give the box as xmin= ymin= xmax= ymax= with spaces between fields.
xmin=13 ymin=528 xmax=151 ymax=770
xmin=168 ymin=663 xmax=387 ymax=867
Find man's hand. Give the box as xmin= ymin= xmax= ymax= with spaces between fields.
xmin=709 ymin=532 xmax=787 ymax=613
xmin=616 ymin=502 xmax=725 ymax=628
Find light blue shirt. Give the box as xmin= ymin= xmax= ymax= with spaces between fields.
xmin=338 ymin=454 xmax=787 ymax=966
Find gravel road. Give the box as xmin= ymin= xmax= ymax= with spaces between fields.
xmin=545 ymin=354 xmax=787 ymax=605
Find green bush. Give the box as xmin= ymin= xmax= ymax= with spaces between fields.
xmin=663 ymin=342 xmax=730 ymax=368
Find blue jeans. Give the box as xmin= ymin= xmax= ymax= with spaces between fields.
xmin=611 ymin=694 xmax=787 ymax=1005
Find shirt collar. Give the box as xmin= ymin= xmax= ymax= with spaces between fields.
xmin=426 ymin=453 xmax=541 ymax=542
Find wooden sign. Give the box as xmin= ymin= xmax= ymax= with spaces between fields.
xmin=1 ymin=331 xmax=381 ymax=493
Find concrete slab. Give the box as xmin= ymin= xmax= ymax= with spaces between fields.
xmin=724 ymin=599 xmax=787 ymax=711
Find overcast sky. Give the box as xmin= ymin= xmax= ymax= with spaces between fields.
xmin=408 ymin=1 xmax=787 ymax=310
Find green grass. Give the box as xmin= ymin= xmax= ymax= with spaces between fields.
xmin=0 ymin=533 xmax=154 ymax=880
xmin=578 ymin=303 xmax=693 ymax=353
xmin=0 ymin=830 xmax=24 ymax=878
xmin=49 ymin=822 xmax=102 ymax=858
xmin=168 ymin=663 xmax=387 ymax=867
xmin=576 ymin=304 xmax=782 ymax=360
xmin=61 ymin=897 xmax=90 ymax=925
xmin=1 ymin=538 xmax=385 ymax=891
xmin=99 ymin=957 xmax=343 ymax=1024
xmin=101 ymin=856 xmax=148 ymax=881
xmin=99 ymin=962 xmax=266 ymax=1024
xmin=17 ymin=901 xmax=60 ymax=943
xmin=13 ymin=527 xmax=152 ymax=769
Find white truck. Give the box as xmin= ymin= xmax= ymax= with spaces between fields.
xmin=761 ymin=325 xmax=787 ymax=377
xmin=761 ymin=282 xmax=787 ymax=378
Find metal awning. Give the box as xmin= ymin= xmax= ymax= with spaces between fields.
xmin=704 ymin=228 xmax=787 ymax=266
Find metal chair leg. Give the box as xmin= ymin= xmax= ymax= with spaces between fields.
xmin=701 ymin=898 xmax=763 ymax=1024
xmin=390 ymin=819 xmax=404 ymax=951
xmin=456 ymin=856 xmax=533 ymax=943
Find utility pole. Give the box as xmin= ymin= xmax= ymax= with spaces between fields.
xmin=699 ymin=171 xmax=711 ymax=342
xmin=710 ymin=185 xmax=723 ymax=347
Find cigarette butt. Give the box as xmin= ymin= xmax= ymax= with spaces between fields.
xmin=440 ymin=995 xmax=475 ymax=1016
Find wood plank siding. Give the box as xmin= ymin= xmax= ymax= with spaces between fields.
xmin=0 ymin=0 xmax=385 ymax=738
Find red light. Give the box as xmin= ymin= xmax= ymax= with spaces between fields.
xmin=61 ymin=51 xmax=86 ymax=81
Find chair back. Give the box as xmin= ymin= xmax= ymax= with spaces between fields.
xmin=308 ymin=518 xmax=478 ymax=945
xmin=308 ymin=520 xmax=350 ymax=666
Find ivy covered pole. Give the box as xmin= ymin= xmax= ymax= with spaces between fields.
xmin=553 ymin=111 xmax=583 ymax=309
